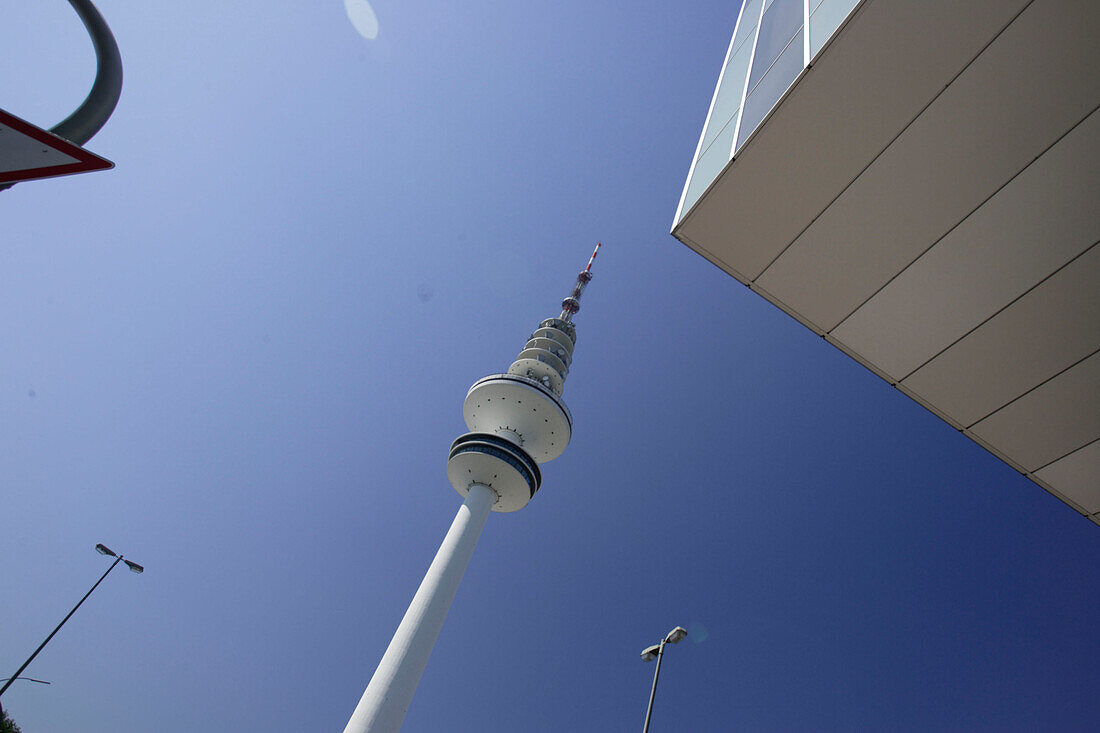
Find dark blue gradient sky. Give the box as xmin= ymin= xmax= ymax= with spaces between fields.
xmin=2 ymin=2 xmax=1097 ymax=731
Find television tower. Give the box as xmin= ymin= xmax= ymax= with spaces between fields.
xmin=343 ymin=244 xmax=602 ymax=733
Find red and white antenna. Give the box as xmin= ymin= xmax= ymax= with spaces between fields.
xmin=584 ymin=241 xmax=601 ymax=272
xmin=559 ymin=242 xmax=601 ymax=322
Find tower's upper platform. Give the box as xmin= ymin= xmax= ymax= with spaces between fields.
xmin=448 ymin=245 xmax=601 ymax=512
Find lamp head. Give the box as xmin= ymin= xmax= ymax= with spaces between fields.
xmin=123 ymin=560 xmax=144 ymax=574
xmin=665 ymin=626 xmax=688 ymax=645
xmin=640 ymin=644 xmax=661 ymax=662
xmin=95 ymin=543 xmax=117 ymax=557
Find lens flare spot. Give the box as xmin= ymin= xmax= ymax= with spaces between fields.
xmin=344 ymin=0 xmax=379 ymax=39
xmin=687 ymin=620 xmax=709 ymax=643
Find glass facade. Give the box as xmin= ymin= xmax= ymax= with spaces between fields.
xmin=810 ymin=0 xmax=859 ymax=58
xmin=676 ymin=0 xmax=861 ymax=223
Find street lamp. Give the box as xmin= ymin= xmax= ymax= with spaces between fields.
xmin=639 ymin=626 xmax=688 ymax=733
xmin=96 ymin=542 xmax=145 ymax=573
xmin=0 ymin=544 xmax=144 ymax=702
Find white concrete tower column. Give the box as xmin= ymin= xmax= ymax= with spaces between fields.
xmin=343 ymin=483 xmax=496 ymax=733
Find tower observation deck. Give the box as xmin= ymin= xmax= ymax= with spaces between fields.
xmin=344 ymin=244 xmax=601 ymax=733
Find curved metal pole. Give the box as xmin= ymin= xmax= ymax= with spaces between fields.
xmin=0 ymin=556 xmax=122 ymax=701
xmin=0 ymin=0 xmax=122 ymax=193
xmin=642 ymin=640 xmax=665 ymax=733
xmin=51 ymin=0 xmax=123 ymax=145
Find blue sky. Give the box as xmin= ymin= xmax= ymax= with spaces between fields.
xmin=2 ymin=2 xmax=1097 ymax=731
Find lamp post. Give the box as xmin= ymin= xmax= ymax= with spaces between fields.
xmin=0 ymin=544 xmax=143 ymax=703
xmin=640 ymin=625 xmax=687 ymax=733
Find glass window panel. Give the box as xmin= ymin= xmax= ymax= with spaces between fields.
xmin=682 ymin=117 xmax=737 ymax=217
xmin=702 ymin=38 xmax=755 ymax=149
xmin=732 ymin=0 xmax=764 ymax=55
xmin=746 ymin=0 xmax=803 ymax=93
xmin=810 ymin=0 xmax=860 ymax=59
xmin=737 ymin=30 xmax=804 ymax=149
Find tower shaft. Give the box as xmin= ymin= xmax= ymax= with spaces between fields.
xmin=343 ymin=483 xmax=497 ymax=733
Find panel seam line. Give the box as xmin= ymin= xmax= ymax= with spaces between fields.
xmin=831 ymin=104 xmax=1100 ymax=338
xmin=1028 ymin=435 xmax=1100 ymax=474
xmin=964 ymin=346 xmax=1100 ymax=430
xmin=898 ymin=237 xmax=1100 ymax=383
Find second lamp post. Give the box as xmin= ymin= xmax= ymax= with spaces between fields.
xmin=0 ymin=543 xmax=143 ymax=706
xmin=639 ymin=625 xmax=688 ymax=732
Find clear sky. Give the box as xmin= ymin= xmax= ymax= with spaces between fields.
xmin=2 ymin=2 xmax=1097 ymax=731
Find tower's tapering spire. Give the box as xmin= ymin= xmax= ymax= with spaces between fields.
xmin=559 ymin=241 xmax=601 ymax=322
xmin=503 ymin=243 xmax=602 ymax=398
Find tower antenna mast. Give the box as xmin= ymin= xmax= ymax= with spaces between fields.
xmin=559 ymin=241 xmax=600 ymax=322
